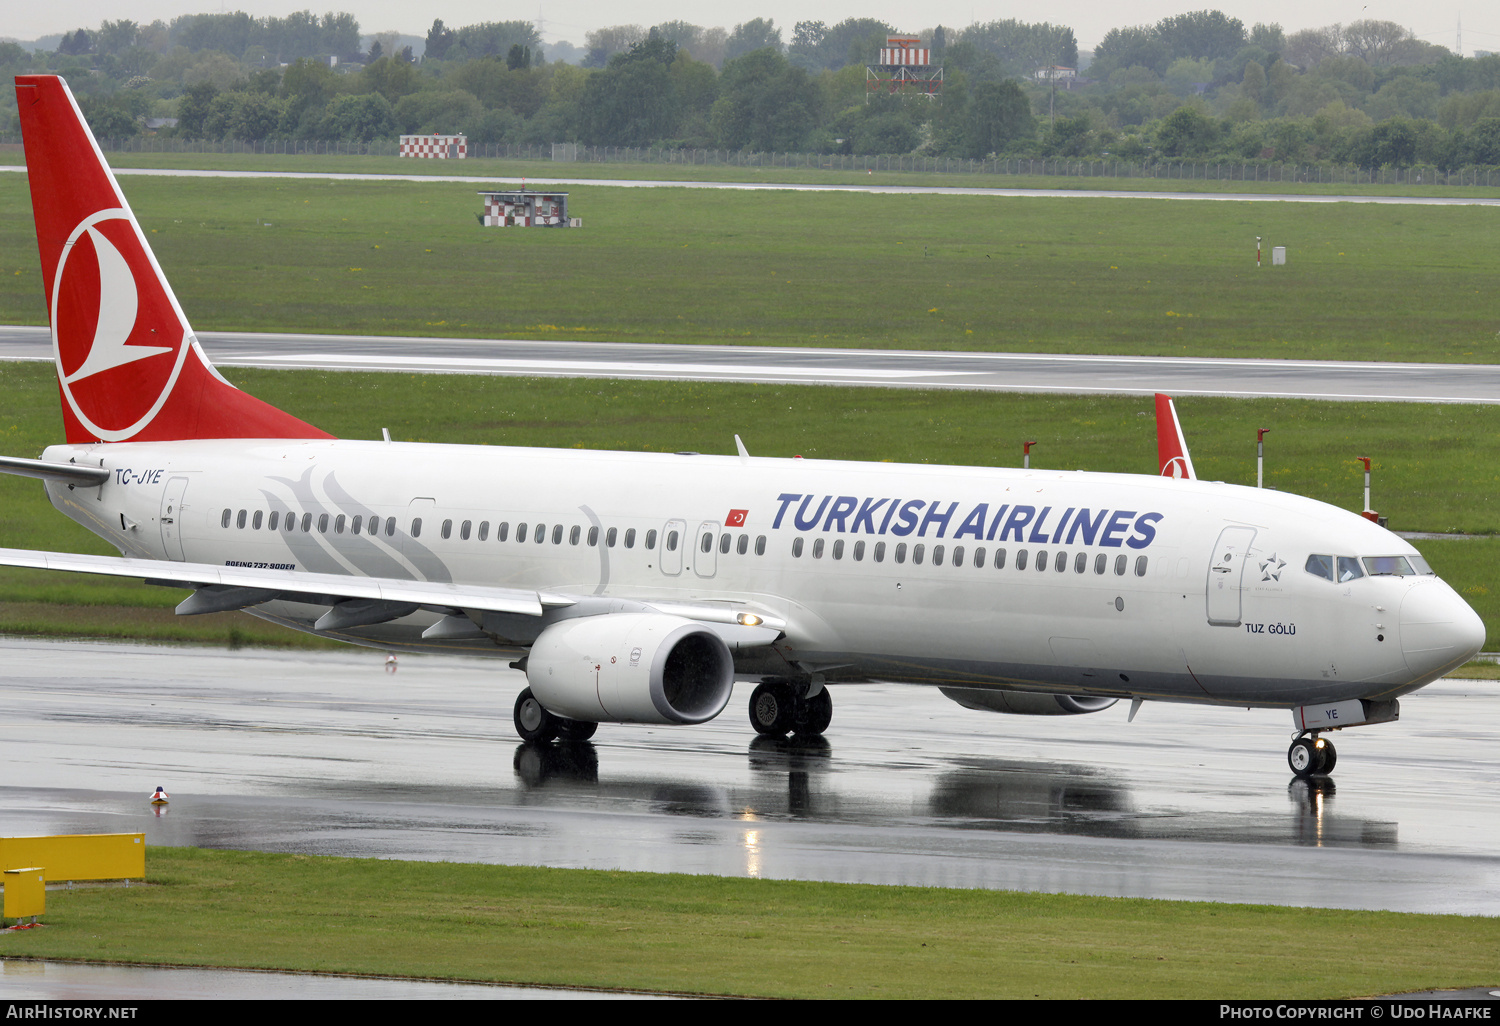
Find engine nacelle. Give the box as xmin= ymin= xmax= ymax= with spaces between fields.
xmin=939 ymin=687 xmax=1118 ymax=716
xmin=527 ymin=613 xmax=735 ymax=725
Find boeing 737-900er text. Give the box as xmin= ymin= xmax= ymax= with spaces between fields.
xmin=1 ymin=75 xmax=1485 ymax=779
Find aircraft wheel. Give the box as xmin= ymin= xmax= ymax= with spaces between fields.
xmin=555 ymin=717 xmax=598 ymax=742
xmin=514 ymin=687 xmax=558 ymax=743
xmin=1319 ymin=740 xmax=1337 ymax=775
xmin=794 ymin=688 xmax=833 ymax=736
xmin=1288 ymin=737 xmax=1323 ymax=778
xmin=749 ymin=682 xmax=795 ymax=736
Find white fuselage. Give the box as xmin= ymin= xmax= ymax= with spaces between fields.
xmin=42 ymin=437 xmax=1481 ymax=709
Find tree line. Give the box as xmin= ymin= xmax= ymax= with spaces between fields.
xmin=3 ymin=9 xmax=1500 ymax=170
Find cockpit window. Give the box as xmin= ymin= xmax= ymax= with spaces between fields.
xmin=1305 ymin=554 xmax=1334 ymax=581
xmin=1336 ymin=556 xmax=1364 ymax=582
xmin=1363 ymin=555 xmax=1430 ymax=577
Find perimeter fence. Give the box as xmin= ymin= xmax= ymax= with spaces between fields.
xmin=3 ymin=134 xmax=1499 ymax=188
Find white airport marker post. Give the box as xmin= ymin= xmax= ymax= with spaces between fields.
xmin=1358 ymin=456 xmax=1378 ymax=522
xmin=1257 ymin=427 xmax=1271 ymax=488
xmin=1256 ymin=236 xmax=1262 ymax=268
xmin=1023 ymin=440 xmax=1036 ymax=469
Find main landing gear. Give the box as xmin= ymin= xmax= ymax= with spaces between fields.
xmin=513 ymin=687 xmax=597 ymax=743
xmin=749 ymin=681 xmax=832 ymax=737
xmin=1288 ymin=733 xmax=1337 ymax=779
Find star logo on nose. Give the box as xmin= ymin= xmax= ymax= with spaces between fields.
xmin=1260 ymin=554 xmax=1286 ymax=582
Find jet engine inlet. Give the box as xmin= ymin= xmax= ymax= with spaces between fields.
xmin=527 ymin=613 xmax=735 ymax=725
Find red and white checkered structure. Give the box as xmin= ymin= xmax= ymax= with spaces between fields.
xmin=478 ymin=191 xmax=570 ymax=227
xmin=400 ymin=134 xmax=467 ymax=159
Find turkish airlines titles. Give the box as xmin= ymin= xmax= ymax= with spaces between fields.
xmin=768 ymin=493 xmax=1166 ymax=549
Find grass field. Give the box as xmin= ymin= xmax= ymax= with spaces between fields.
xmin=1 ymin=847 xmax=1496 ymax=998
xmin=3 ymin=361 xmax=1500 ymax=644
xmin=2 ymin=168 xmax=1498 ymax=361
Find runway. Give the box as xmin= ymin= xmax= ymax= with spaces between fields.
xmin=5 ymin=163 xmax=1499 ymax=207
xmin=2 ymin=637 xmax=1497 ymax=917
xmin=4 ymin=326 xmax=1500 ymax=403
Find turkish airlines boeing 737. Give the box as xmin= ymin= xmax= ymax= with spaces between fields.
xmin=2 ymin=75 xmax=1484 ymax=779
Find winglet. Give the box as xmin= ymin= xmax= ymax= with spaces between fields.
xmin=15 ymin=74 xmax=330 ymax=444
xmin=1154 ymin=393 xmax=1195 ymax=480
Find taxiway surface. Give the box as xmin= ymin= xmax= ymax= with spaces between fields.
xmin=5 ymin=163 xmax=1500 ymax=207
xmin=4 ymin=327 xmax=1500 ymax=403
xmin=2 ymin=637 xmax=1497 ymax=917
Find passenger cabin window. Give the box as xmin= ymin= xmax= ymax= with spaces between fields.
xmin=666 ymin=530 xmax=679 ymax=552
xmin=853 ymin=540 xmax=865 ymax=561
xmin=516 ymin=522 xmax=527 ymax=542
xmin=874 ymin=542 xmax=886 ymax=562
xmin=1134 ymin=556 xmax=1149 ymax=577
xmin=736 ymin=534 xmax=748 ymax=555
xmin=832 ymin=539 xmax=844 ymax=559
xmin=1016 ymin=549 xmax=1028 ymax=571
xmin=535 ymin=524 xmax=546 ymax=544
xmin=1114 ymin=554 xmax=1127 ymax=575
xmin=812 ymin=538 xmax=824 ymax=558
xmin=222 ymin=509 xmax=232 ymax=528
xmin=478 ymin=521 xmax=489 ymax=541
xmin=459 ymin=520 xmax=470 ymax=541
xmin=411 ymin=517 xmax=422 ymax=538
xmin=644 ymin=530 xmax=656 ymax=550
xmin=994 ymin=548 xmax=1006 ymax=569
xmin=588 ymin=526 xmax=599 ymax=546
xmin=755 ymin=535 xmax=766 ymax=556
xmin=302 ymin=513 xmax=313 ymax=533
xmin=268 ymin=511 xmax=280 ymax=531
xmin=793 ymin=538 xmax=804 ymax=557
xmin=569 ymin=525 xmax=580 ymax=545
xmin=497 ymin=522 xmax=508 ymax=542
xmin=319 ymin=514 xmax=330 ymax=534
xmin=606 ymin=527 xmax=617 ymax=547
xmin=719 ymin=533 xmax=731 ymax=555
xmin=552 ymin=525 xmax=564 ymax=545
xmin=441 ymin=519 xmax=452 ymax=540
xmin=335 ymin=515 xmax=346 ymax=534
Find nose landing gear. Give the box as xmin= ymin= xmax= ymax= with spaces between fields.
xmin=1288 ymin=733 xmax=1337 ymax=778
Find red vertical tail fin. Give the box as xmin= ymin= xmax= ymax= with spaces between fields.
xmin=1154 ymin=393 xmax=1196 ymax=480
xmin=15 ymin=74 xmax=331 ymax=443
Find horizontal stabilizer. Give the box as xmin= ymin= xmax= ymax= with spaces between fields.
xmin=0 ymin=454 xmax=110 ymax=486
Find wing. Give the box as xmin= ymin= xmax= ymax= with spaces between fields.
xmin=0 ymin=546 xmax=785 ymax=645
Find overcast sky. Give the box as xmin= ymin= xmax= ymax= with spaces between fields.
xmin=7 ymin=1 xmax=1494 ymax=56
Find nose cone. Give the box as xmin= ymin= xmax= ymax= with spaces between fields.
xmin=1401 ymin=580 xmax=1486 ymax=680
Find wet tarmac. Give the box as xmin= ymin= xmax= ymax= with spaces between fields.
xmin=2 ymin=637 xmax=1498 ymax=918
xmin=0 ymin=959 xmax=664 ymax=999
xmin=9 ymin=327 xmax=1500 ymax=403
